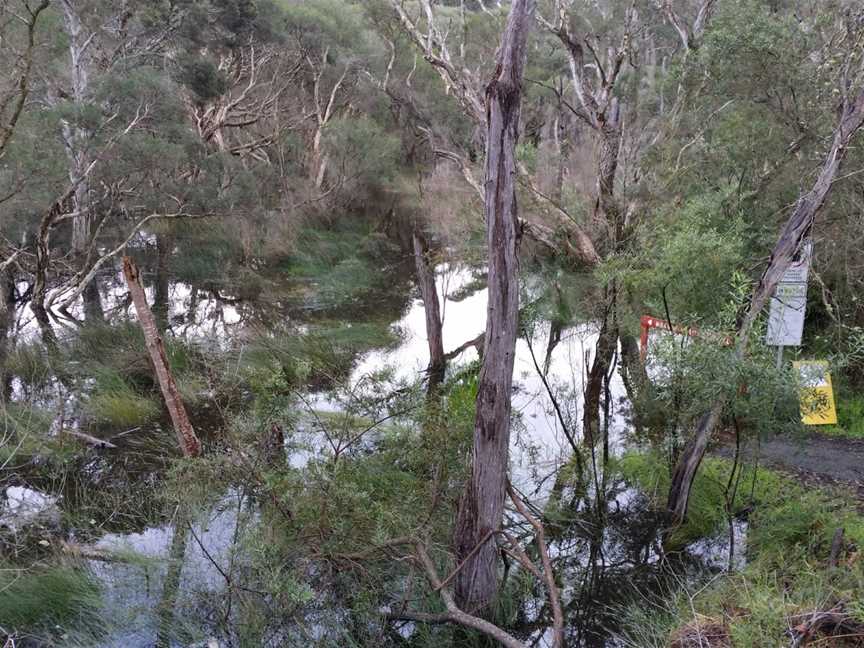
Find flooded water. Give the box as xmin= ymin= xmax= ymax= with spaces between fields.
xmin=89 ymin=492 xmax=254 ymax=648
xmin=342 ymin=263 xmax=630 ymax=493
xmin=0 ymin=235 xmax=742 ymax=647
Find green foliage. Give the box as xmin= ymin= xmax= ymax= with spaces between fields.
xmin=323 ymin=116 xmax=401 ymax=190
xmin=280 ymin=222 xmax=408 ymax=312
xmin=278 ymin=0 xmax=368 ymax=53
xmin=749 ymin=485 xmax=864 ymax=564
xmin=623 ymin=192 xmax=747 ymax=323
xmin=0 ymin=404 xmax=55 ymax=462
xmin=619 ymin=453 xmax=743 ymax=548
xmin=639 ymin=326 xmax=801 ymax=449
xmin=177 ymin=56 xmax=229 ymax=102
xmin=823 ymin=388 xmax=864 ymax=439
xmin=241 ymin=320 xmax=400 ymax=391
xmin=4 ymin=342 xmax=54 ymax=396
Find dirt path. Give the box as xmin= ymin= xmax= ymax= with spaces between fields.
xmin=716 ymin=432 xmax=864 ymax=501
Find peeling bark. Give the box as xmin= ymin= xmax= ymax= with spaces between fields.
xmin=453 ymin=0 xmax=535 ymax=614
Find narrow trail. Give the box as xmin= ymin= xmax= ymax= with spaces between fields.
xmin=716 ymin=432 xmax=864 ymax=502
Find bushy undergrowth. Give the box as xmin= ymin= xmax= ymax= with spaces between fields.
xmin=825 ymin=389 xmax=864 ymax=439
xmin=617 ymin=451 xmax=864 ymax=646
xmin=0 ymin=564 xmax=101 ymax=638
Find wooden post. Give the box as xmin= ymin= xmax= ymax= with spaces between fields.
xmin=122 ymin=256 xmax=201 ymax=457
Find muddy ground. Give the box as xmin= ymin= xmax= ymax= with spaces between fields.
xmin=715 ymin=432 xmax=864 ymax=504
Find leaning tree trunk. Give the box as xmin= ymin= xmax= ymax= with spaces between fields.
xmin=123 ymin=256 xmax=201 ymax=458
xmin=453 ymin=0 xmax=536 ymax=614
xmin=412 ymin=229 xmax=446 ymax=394
xmin=667 ymin=84 xmax=864 ymax=524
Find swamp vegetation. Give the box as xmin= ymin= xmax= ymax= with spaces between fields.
xmin=2 ymin=0 xmax=864 ymax=646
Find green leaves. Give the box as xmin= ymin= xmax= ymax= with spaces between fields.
xmin=177 ymin=56 xmax=230 ymax=102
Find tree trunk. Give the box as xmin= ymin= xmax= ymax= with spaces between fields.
xmin=453 ymin=0 xmax=535 ymax=614
xmin=153 ymin=232 xmax=173 ymax=334
xmin=82 ymin=278 xmax=104 ymax=323
xmin=667 ymin=84 xmax=864 ymax=523
xmin=60 ymin=0 xmax=92 ymax=255
xmin=310 ymin=127 xmax=328 ymax=189
xmin=412 ymin=230 xmax=446 ymax=394
xmin=582 ymin=286 xmax=618 ymax=445
xmin=32 ymin=216 xmax=58 ymax=350
xmin=543 ymin=318 xmax=563 ymax=376
xmin=619 ymin=327 xmax=658 ymax=433
xmin=123 ymin=256 xmax=201 ymax=458
xmin=0 ymin=270 xmax=15 ymax=402
xmin=596 ymin=102 xmax=623 ymax=244
xmin=582 ymin=105 xmax=624 ymax=445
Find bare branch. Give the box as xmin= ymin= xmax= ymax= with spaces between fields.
xmin=413 ymin=543 xmax=528 ymax=648
xmin=659 ymin=0 xmax=718 ymax=51
xmin=507 ymin=484 xmax=564 ymax=648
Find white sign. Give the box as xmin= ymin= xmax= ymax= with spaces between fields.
xmin=766 ymin=242 xmax=811 ymax=347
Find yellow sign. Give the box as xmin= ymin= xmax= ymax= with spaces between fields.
xmin=793 ymin=360 xmax=838 ymax=425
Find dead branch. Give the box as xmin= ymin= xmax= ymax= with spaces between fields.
xmin=330 ymin=535 xmax=529 ymax=647
xmin=412 ymin=542 xmax=528 ymax=648
xmin=789 ymin=602 xmax=864 ymax=647
xmin=50 ymin=211 xmax=215 ymax=311
xmin=65 ymin=429 xmax=118 ymax=449
xmin=388 ymin=0 xmax=485 ymax=125
xmin=507 ymin=483 xmax=564 ymax=648
xmin=444 ymin=332 xmax=484 ymax=361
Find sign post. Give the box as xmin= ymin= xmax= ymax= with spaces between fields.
xmin=766 ymin=241 xmax=812 ymax=348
